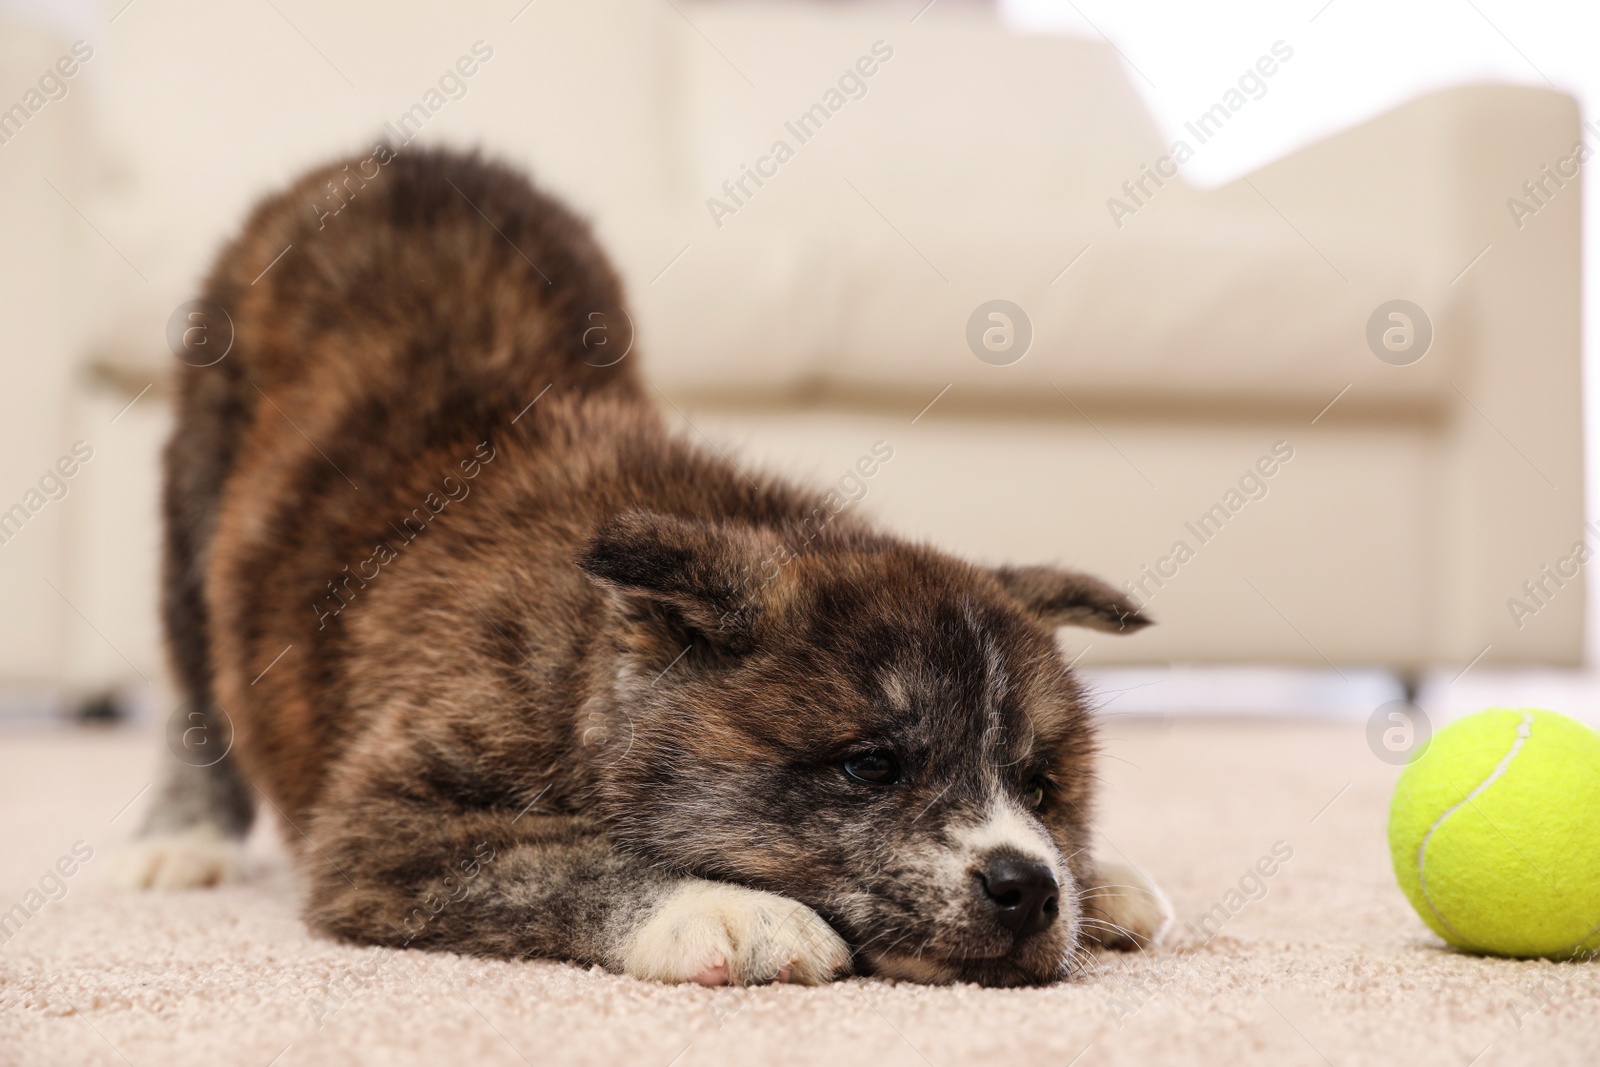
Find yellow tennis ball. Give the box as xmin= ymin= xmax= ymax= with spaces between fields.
xmin=1388 ymin=707 xmax=1600 ymax=959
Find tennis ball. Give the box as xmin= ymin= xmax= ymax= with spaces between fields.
xmin=1388 ymin=707 xmax=1600 ymax=959
xmin=1388 ymin=710 xmax=1600 ymax=959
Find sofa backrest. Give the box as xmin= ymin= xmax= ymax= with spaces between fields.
xmin=671 ymin=1 xmax=1173 ymax=218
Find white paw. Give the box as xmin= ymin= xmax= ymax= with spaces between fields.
xmin=622 ymin=881 xmax=850 ymax=986
xmin=107 ymin=826 xmax=246 ymax=889
xmin=1079 ymin=860 xmax=1173 ymax=950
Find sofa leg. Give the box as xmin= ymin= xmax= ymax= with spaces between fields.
xmin=75 ymin=689 xmax=129 ymax=725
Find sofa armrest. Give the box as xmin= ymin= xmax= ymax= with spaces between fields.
xmin=0 ymin=22 xmax=90 ymax=690
xmin=1224 ymin=85 xmax=1577 ymax=262
xmin=1225 ymin=85 xmax=1586 ymax=667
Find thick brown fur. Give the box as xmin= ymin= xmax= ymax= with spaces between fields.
xmin=139 ymin=146 xmax=1161 ymax=987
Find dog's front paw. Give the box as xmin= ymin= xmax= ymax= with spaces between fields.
xmin=106 ymin=826 xmax=245 ymax=889
xmin=1079 ymin=860 xmax=1172 ymax=950
xmin=622 ymin=880 xmax=850 ymax=986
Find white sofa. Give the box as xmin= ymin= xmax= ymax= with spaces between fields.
xmin=0 ymin=0 xmax=1583 ymax=708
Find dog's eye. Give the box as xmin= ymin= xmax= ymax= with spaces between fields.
xmin=843 ymin=750 xmax=901 ymax=786
xmin=1025 ymin=779 xmax=1047 ymax=809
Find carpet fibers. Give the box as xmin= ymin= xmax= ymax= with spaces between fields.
xmin=2 ymin=717 xmax=1596 ymax=1066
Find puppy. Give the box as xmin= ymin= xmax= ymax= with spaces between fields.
xmin=114 ymin=147 xmax=1170 ymax=986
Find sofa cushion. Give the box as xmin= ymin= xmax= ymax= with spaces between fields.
xmin=612 ymin=202 xmax=1456 ymax=408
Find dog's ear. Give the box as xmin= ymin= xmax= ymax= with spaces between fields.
xmin=578 ymin=510 xmax=777 ymax=651
xmin=990 ymin=565 xmax=1152 ymax=633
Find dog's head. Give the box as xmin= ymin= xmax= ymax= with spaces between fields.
xmin=578 ymin=509 xmax=1149 ymax=986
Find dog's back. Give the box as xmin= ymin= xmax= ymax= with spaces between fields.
xmin=160 ymin=148 xmax=646 ymax=823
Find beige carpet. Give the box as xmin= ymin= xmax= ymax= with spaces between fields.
xmin=3 ymin=717 xmax=1597 ymax=1066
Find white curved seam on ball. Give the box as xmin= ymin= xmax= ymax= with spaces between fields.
xmin=1415 ymin=709 xmax=1534 ymax=944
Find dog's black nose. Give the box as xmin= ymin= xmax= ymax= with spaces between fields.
xmin=980 ymin=855 xmax=1059 ymax=937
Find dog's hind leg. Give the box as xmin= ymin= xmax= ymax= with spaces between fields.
xmin=110 ymin=740 xmax=254 ymax=888
xmin=110 ymin=358 xmax=256 ymax=890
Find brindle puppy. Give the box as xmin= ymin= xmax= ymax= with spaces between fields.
xmin=113 ymin=147 xmax=1170 ymax=986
